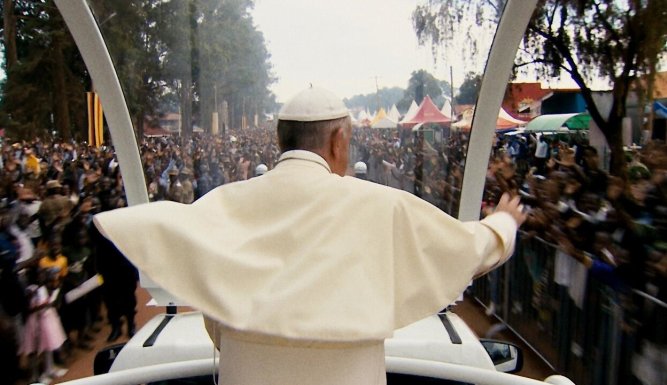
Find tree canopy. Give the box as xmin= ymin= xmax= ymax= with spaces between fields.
xmin=413 ymin=0 xmax=667 ymax=175
xmin=456 ymin=72 xmax=482 ymax=105
xmin=0 ymin=0 xmax=276 ymax=141
xmin=399 ymin=69 xmax=451 ymax=111
xmin=0 ymin=0 xmax=88 ymax=140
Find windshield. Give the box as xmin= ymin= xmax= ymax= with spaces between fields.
xmin=84 ymin=0 xmax=499 ymax=216
xmin=5 ymin=2 xmax=666 ymax=385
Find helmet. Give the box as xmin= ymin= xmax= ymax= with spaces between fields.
xmin=255 ymin=164 xmax=268 ymax=176
xmin=353 ymin=161 xmax=367 ymax=175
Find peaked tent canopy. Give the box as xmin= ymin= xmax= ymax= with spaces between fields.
xmin=452 ymin=107 xmax=526 ymax=131
xmin=388 ymin=104 xmax=401 ymax=122
xmin=370 ymin=108 xmax=387 ymax=126
xmin=349 ymin=112 xmax=360 ymax=127
xmin=372 ymin=116 xmax=397 ymax=129
xmin=497 ymin=107 xmax=528 ymax=129
xmin=399 ymin=101 xmax=419 ymax=124
xmin=440 ymin=99 xmax=456 ymax=120
xmin=525 ymin=113 xmax=591 ymax=132
xmin=401 ymin=96 xmax=452 ymax=128
xmin=357 ymin=109 xmax=370 ymax=122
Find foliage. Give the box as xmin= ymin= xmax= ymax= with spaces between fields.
xmin=344 ymin=87 xmax=405 ymax=112
xmin=456 ymin=72 xmax=482 ymax=105
xmin=88 ymin=0 xmax=275 ymax=137
xmin=0 ymin=0 xmax=275 ymax=141
xmin=399 ymin=69 xmax=451 ymax=111
xmin=413 ymin=0 xmax=667 ymax=176
xmin=0 ymin=0 xmax=89 ymax=140
xmin=344 ymin=71 xmax=453 ymax=114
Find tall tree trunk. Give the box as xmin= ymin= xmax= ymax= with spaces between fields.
xmin=3 ymin=0 xmax=17 ymax=71
xmin=136 ymin=111 xmax=145 ymax=140
xmin=603 ymin=82 xmax=630 ymax=177
xmin=604 ymin=118 xmax=626 ymax=178
xmin=181 ymin=76 xmax=193 ymax=141
xmin=52 ymin=34 xmax=71 ymax=139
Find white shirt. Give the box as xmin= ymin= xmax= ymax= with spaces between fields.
xmin=535 ymin=141 xmax=549 ymax=158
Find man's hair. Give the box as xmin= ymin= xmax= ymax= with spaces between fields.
xmin=277 ymin=116 xmax=351 ymax=152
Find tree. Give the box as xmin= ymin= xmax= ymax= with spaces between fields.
xmin=0 ymin=0 xmax=88 ymax=140
xmin=399 ymin=70 xmax=450 ymax=111
xmin=344 ymin=87 xmax=405 ymax=112
xmin=413 ymin=0 xmax=667 ymax=176
xmin=1 ymin=0 xmax=275 ymax=141
xmin=456 ymin=72 xmax=482 ymax=105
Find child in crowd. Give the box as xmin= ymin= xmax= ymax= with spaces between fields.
xmin=20 ymin=268 xmax=68 ymax=384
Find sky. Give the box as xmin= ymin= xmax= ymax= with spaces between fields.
xmin=252 ymin=0 xmax=491 ymax=103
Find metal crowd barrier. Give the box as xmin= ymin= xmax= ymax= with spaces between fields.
xmin=470 ymin=232 xmax=666 ymax=385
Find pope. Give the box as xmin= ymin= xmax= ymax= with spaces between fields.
xmin=94 ymin=85 xmax=526 ymax=385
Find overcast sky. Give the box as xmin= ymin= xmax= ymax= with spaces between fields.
xmin=252 ymin=0 xmax=486 ymax=103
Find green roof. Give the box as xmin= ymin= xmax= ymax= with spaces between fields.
xmin=525 ymin=113 xmax=591 ymax=132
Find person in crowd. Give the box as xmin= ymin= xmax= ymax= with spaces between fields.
xmin=353 ymin=161 xmax=367 ymax=180
xmin=580 ymin=145 xmax=609 ymax=197
xmin=61 ymin=199 xmax=96 ymax=351
xmin=37 ymin=180 xmax=71 ymax=242
xmin=0 ymin=201 xmax=28 ymax=384
xmin=254 ymin=163 xmax=268 ymax=177
xmin=534 ymin=135 xmax=550 ymax=175
xmin=38 ymin=238 xmax=68 ymax=288
xmin=16 ymin=187 xmax=42 ymax=246
xmin=93 ymin=86 xmax=526 ymax=385
xmin=165 ymin=167 xmax=183 ymax=203
xmin=20 ymin=268 xmax=68 ymax=384
xmin=179 ymin=167 xmax=195 ymax=204
xmin=91 ymin=223 xmax=138 ymax=342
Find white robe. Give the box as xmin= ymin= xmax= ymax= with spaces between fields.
xmin=94 ymin=150 xmax=518 ymax=384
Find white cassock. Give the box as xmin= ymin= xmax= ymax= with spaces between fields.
xmin=94 ymin=150 xmax=518 ymax=385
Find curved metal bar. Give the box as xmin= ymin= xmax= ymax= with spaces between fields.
xmin=55 ymin=356 xmax=574 ymax=385
xmin=54 ymin=0 xmax=149 ymax=207
xmin=458 ymin=0 xmax=538 ymax=221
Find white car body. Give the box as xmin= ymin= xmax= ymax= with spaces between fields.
xmin=52 ymin=310 xmax=575 ymax=385
xmin=108 ymin=311 xmax=495 ymax=373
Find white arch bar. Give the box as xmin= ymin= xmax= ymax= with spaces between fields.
xmin=54 ymin=0 xmax=149 ymax=207
xmin=458 ymin=0 xmax=538 ymax=221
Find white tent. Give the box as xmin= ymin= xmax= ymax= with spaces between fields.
xmin=440 ymin=99 xmax=456 ymax=121
xmin=357 ymin=110 xmax=369 ymax=122
xmin=349 ymin=112 xmax=360 ymax=127
xmin=371 ymin=116 xmax=397 ymax=129
xmin=452 ymin=107 xmax=527 ymax=131
xmin=498 ymin=107 xmax=527 ymax=126
xmin=399 ymin=101 xmax=419 ymax=124
xmin=388 ymin=104 xmax=401 ymax=122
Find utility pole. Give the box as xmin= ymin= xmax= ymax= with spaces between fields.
xmin=374 ymin=76 xmax=381 ymax=112
xmin=450 ymin=66 xmax=455 ymax=121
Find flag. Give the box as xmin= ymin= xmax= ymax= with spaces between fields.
xmin=87 ymin=92 xmax=104 ymax=147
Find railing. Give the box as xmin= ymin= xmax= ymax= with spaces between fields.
xmin=470 ymin=232 xmax=666 ymax=385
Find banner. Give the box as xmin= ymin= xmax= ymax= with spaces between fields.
xmin=87 ymin=92 xmax=104 ymax=147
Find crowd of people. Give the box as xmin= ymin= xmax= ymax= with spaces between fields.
xmin=0 ymin=122 xmax=665 ymax=383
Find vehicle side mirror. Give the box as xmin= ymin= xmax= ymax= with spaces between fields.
xmin=479 ymin=339 xmax=523 ymax=373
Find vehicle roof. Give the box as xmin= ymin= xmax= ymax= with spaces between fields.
xmin=110 ymin=311 xmax=494 ymax=372
xmin=110 ymin=311 xmax=214 ymax=371
xmin=388 ymin=313 xmax=495 ymax=370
